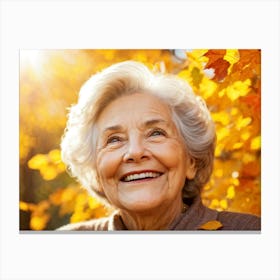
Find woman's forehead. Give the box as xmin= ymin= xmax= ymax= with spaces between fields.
xmin=96 ymin=93 xmax=174 ymax=128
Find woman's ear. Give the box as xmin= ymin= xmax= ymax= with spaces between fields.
xmin=185 ymin=157 xmax=197 ymax=180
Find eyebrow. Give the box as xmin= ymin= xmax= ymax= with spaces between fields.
xmin=103 ymin=125 xmax=123 ymax=134
xmin=102 ymin=119 xmax=169 ymax=134
xmin=144 ymin=118 xmax=169 ymax=127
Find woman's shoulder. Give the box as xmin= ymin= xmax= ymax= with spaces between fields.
xmin=56 ymin=216 xmax=111 ymax=231
xmin=216 ymin=210 xmax=261 ymax=230
xmin=173 ymin=196 xmax=261 ymax=231
xmin=56 ymin=210 xmax=125 ymax=231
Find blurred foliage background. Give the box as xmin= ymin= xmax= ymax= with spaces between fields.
xmin=19 ymin=49 xmax=261 ymax=230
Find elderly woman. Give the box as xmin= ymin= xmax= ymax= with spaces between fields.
xmin=58 ymin=61 xmax=261 ymax=231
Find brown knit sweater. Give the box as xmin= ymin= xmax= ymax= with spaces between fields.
xmin=57 ymin=196 xmax=261 ymax=231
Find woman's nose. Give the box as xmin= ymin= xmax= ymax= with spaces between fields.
xmin=123 ymin=136 xmax=149 ymax=163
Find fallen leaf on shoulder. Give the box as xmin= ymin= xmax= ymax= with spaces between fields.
xmin=198 ymin=220 xmax=223 ymax=230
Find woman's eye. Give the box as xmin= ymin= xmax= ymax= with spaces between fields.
xmin=149 ymin=129 xmax=166 ymax=137
xmin=106 ymin=136 xmax=122 ymax=145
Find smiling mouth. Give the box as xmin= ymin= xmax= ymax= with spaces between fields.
xmin=121 ymin=172 xmax=163 ymax=182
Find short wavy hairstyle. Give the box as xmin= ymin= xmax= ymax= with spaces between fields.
xmin=61 ymin=60 xmax=216 ymax=205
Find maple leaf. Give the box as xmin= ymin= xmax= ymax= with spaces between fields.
xmin=204 ymin=50 xmax=230 ymax=82
xmin=204 ymin=50 xmax=227 ymax=66
xmin=198 ymin=220 xmax=223 ymax=230
xmin=209 ymin=58 xmax=230 ymax=82
xmin=230 ymin=50 xmax=261 ymax=80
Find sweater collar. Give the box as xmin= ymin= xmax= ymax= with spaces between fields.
xmin=168 ymin=196 xmax=218 ymax=230
xmin=107 ymin=196 xmax=219 ymax=231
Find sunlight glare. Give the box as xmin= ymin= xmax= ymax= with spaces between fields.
xmin=20 ymin=50 xmax=46 ymax=73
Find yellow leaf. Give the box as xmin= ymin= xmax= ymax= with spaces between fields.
xmin=62 ymin=186 xmax=78 ymax=201
xmin=177 ymin=70 xmax=191 ymax=83
xmin=19 ymin=201 xmax=29 ymax=211
xmin=226 ymin=79 xmax=251 ymax=101
xmin=209 ymin=199 xmax=220 ymax=208
xmin=75 ymin=192 xmax=88 ymax=206
xmin=57 ymin=162 xmax=66 ymax=172
xmin=224 ymin=49 xmax=239 ymax=65
xmin=40 ymin=165 xmax=58 ymax=180
xmin=189 ymin=49 xmax=209 ymax=63
xmin=216 ymin=127 xmax=230 ymax=142
xmin=199 ymin=77 xmax=217 ymax=99
xmin=227 ymin=186 xmax=235 ymax=199
xmin=241 ymin=132 xmax=250 ymax=141
xmin=236 ymin=117 xmax=252 ymax=130
xmin=88 ymin=196 xmax=101 ymax=209
xmin=214 ymin=143 xmax=224 ymax=157
xmin=212 ymin=111 xmax=230 ymax=126
xmin=231 ymin=178 xmax=240 ymax=186
xmin=218 ymin=88 xmax=226 ymax=97
xmin=232 ymin=142 xmax=243 ymax=149
xmin=48 ymin=149 xmax=61 ymax=163
xmin=224 ymin=49 xmax=239 ymax=74
xmin=199 ymin=220 xmax=223 ymax=230
xmin=250 ymin=136 xmax=261 ymax=150
xmin=220 ymin=199 xmax=228 ymax=210
xmin=28 ymin=154 xmax=48 ymax=170
xmin=19 ymin=201 xmax=36 ymax=212
xmin=70 ymin=212 xmax=90 ymax=223
xmin=30 ymin=214 xmax=50 ymax=230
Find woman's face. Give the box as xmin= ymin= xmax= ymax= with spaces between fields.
xmin=95 ymin=93 xmax=196 ymax=213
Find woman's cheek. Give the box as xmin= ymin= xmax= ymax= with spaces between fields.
xmin=96 ymin=149 xmax=123 ymax=179
xmin=151 ymin=140 xmax=186 ymax=168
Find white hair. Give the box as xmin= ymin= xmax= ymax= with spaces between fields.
xmin=61 ymin=61 xmax=216 ymax=204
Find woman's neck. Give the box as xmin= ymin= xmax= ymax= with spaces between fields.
xmin=119 ymin=196 xmax=185 ymax=230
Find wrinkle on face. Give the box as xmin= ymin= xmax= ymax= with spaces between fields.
xmin=95 ymin=93 xmax=196 ymax=216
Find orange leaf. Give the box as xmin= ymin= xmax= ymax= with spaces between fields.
xmin=241 ymin=94 xmax=261 ymax=117
xmin=231 ymin=50 xmax=261 ymax=79
xmin=204 ymin=50 xmax=230 ymax=82
xmin=198 ymin=220 xmax=223 ymax=230
xmin=204 ymin=50 xmax=227 ymax=67
xmin=241 ymin=161 xmax=260 ymax=178
xmin=207 ymin=58 xmax=230 ymax=82
xmin=49 ymin=188 xmax=64 ymax=205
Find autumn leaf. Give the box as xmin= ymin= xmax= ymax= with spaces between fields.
xmin=241 ymin=161 xmax=261 ymax=178
xmin=204 ymin=50 xmax=227 ymax=66
xmin=198 ymin=220 xmax=223 ymax=230
xmin=28 ymin=154 xmax=48 ymax=169
xmin=250 ymin=136 xmax=261 ymax=150
xmin=240 ymin=94 xmax=261 ymax=117
xmin=230 ymin=50 xmax=261 ymax=81
xmin=207 ymin=58 xmax=230 ymax=82
xmin=49 ymin=188 xmax=64 ymax=205
xmin=191 ymin=67 xmax=203 ymax=88
xmin=30 ymin=214 xmax=50 ymax=230
xmin=203 ymin=50 xmax=230 ymax=82
xmin=226 ymin=186 xmax=235 ymax=200
xmin=19 ymin=201 xmax=36 ymax=212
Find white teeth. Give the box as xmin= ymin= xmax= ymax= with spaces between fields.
xmin=123 ymin=172 xmax=161 ymax=182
